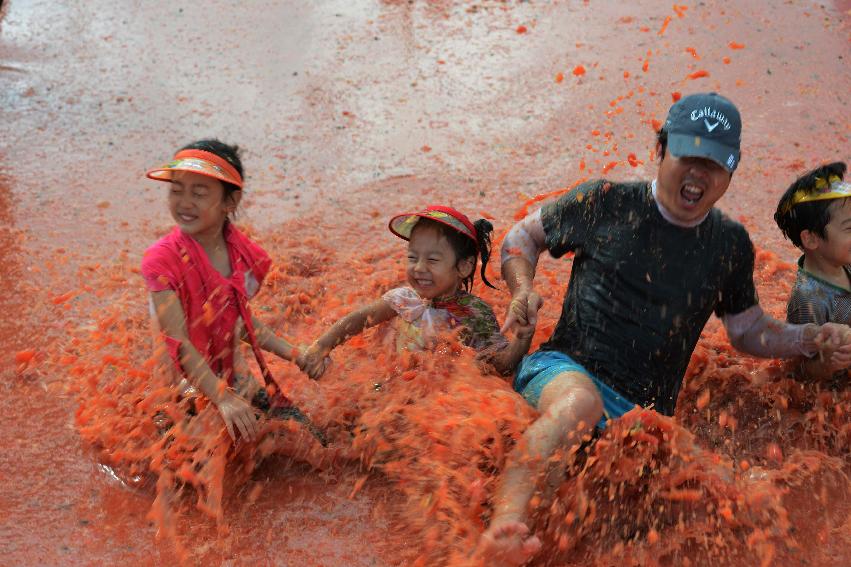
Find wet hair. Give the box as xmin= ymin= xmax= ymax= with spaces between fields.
xmin=656 ymin=128 xmax=668 ymax=160
xmin=774 ymin=162 xmax=847 ymax=248
xmin=412 ymin=217 xmax=497 ymax=291
xmin=179 ymin=139 xmax=244 ymax=210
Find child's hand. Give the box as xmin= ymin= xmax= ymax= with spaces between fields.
xmin=513 ymin=320 xmax=536 ymax=341
xmin=296 ymin=343 xmax=333 ymax=380
xmin=815 ymin=322 xmax=851 ymax=366
xmin=216 ymin=390 xmax=260 ymax=443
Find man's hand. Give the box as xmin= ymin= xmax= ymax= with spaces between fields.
xmin=296 ymin=343 xmax=333 ymax=380
xmin=216 ymin=390 xmax=260 ymax=443
xmin=501 ymin=288 xmax=544 ymax=334
xmin=813 ymin=322 xmax=851 ymax=366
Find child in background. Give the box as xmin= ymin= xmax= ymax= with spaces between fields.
xmin=775 ymin=161 xmax=851 ymax=381
xmin=142 ymin=139 xmax=318 ymax=444
xmin=297 ymin=206 xmax=533 ymax=379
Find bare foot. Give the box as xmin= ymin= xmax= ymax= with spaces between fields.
xmin=473 ymin=520 xmax=542 ymax=567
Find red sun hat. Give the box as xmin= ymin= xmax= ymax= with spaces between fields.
xmin=146 ymin=149 xmax=244 ymax=189
xmin=389 ymin=205 xmax=477 ymax=244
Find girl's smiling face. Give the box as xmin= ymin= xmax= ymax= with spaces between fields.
xmin=167 ymin=171 xmax=239 ymax=239
xmin=406 ymin=222 xmax=474 ymax=300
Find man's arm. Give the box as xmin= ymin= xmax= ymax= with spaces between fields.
xmin=722 ymin=305 xmax=851 ymax=376
xmin=500 ymin=210 xmax=548 ymax=332
xmin=722 ymin=305 xmax=815 ymax=357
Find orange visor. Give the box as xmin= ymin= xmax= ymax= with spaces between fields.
xmin=146 ymin=149 xmax=243 ymax=189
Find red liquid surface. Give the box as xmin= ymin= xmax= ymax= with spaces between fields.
xmin=1 ymin=1 xmax=849 ymax=565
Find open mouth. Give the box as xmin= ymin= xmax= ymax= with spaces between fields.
xmin=177 ymin=213 xmax=198 ymax=223
xmin=680 ymin=182 xmax=704 ymax=206
xmin=413 ymin=278 xmax=433 ymax=288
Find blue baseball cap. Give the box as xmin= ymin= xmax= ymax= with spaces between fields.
xmin=663 ymin=92 xmax=742 ymax=172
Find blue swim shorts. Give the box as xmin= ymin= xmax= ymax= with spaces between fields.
xmin=513 ymin=350 xmax=637 ymax=429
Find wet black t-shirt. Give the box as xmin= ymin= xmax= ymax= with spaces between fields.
xmin=539 ymin=180 xmax=758 ymax=416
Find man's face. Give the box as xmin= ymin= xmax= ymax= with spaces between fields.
xmin=655 ymin=144 xmax=733 ymax=224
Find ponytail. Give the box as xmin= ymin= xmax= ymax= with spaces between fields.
xmin=473 ymin=219 xmax=497 ymax=289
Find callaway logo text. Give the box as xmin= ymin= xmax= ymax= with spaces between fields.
xmin=690 ymin=106 xmax=732 ymax=131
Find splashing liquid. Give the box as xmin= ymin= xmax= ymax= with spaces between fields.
xmin=48 ymin=216 xmax=849 ymax=565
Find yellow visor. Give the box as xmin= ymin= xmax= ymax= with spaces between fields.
xmin=790 ymin=175 xmax=851 ymax=207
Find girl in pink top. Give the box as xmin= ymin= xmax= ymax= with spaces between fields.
xmin=142 ymin=139 xmax=315 ymax=444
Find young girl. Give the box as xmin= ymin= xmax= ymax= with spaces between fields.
xmin=142 ymin=139 xmax=317 ymax=444
xmin=297 ymin=205 xmax=533 ymax=378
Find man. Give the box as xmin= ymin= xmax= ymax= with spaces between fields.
xmin=475 ymin=92 xmax=851 ymax=565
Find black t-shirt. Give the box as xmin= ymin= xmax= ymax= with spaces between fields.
xmin=539 ymin=180 xmax=758 ymax=416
